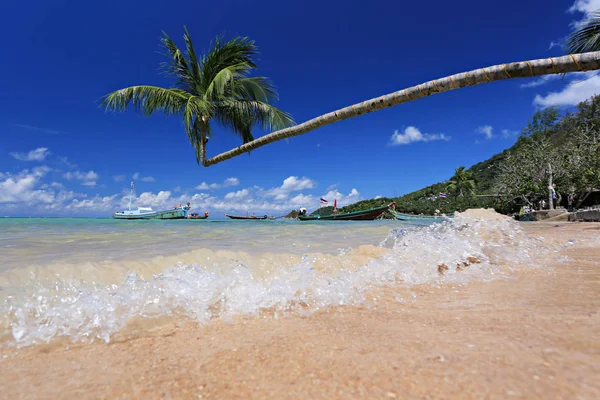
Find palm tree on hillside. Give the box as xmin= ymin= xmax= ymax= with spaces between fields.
xmin=102 ymin=27 xmax=294 ymax=165
xmin=446 ymin=166 xmax=476 ymax=198
xmin=567 ymin=11 xmax=600 ymax=53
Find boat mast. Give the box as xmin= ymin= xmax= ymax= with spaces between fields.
xmin=129 ymin=182 xmax=134 ymax=211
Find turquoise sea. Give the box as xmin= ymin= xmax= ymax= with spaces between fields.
xmin=0 ymin=213 xmax=542 ymax=347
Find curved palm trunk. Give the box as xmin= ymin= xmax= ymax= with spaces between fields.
xmin=203 ymin=51 xmax=600 ymax=167
xmin=200 ymin=133 xmax=207 ymax=167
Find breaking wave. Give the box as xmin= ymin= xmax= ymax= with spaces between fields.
xmin=0 ymin=210 xmax=549 ymax=347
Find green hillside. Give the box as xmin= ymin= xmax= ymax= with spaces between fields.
xmin=300 ymin=95 xmax=600 ymax=217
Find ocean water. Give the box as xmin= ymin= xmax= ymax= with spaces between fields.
xmin=0 ymin=212 xmax=546 ymax=347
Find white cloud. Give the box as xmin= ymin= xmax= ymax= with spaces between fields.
xmin=569 ymin=0 xmax=600 ymax=15
xmin=32 ymin=166 xmax=52 ymax=177
xmin=264 ymin=176 xmax=316 ymax=200
xmin=520 ymin=74 xmax=563 ymax=89
xmin=123 ymin=191 xmax=173 ymax=209
xmin=223 ymin=177 xmax=239 ymax=187
xmin=0 ymin=167 xmax=54 ymax=204
xmin=568 ymin=0 xmax=600 ymax=29
xmin=113 ymin=175 xmax=125 ymax=182
xmin=287 ymin=193 xmax=315 ymax=208
xmin=0 ymin=168 xmax=367 ymax=217
xmin=534 ymin=71 xmax=600 ymax=107
xmin=389 ymin=127 xmax=450 ymax=146
xmin=195 ymin=182 xmax=216 ymax=190
xmin=224 ymin=189 xmax=249 ymax=199
xmin=132 ymin=172 xmax=155 ymax=182
xmin=63 ymin=170 xmax=99 ymax=187
xmin=68 ymin=194 xmax=118 ymax=211
xmin=57 ymin=156 xmax=77 ymax=169
xmin=548 ymin=40 xmax=562 ymax=50
xmin=10 ymin=147 xmax=51 ymax=162
xmin=195 ymin=177 xmax=239 ymax=190
xmin=320 ymin=188 xmax=361 ymax=207
xmin=476 ymin=125 xmax=494 ymax=140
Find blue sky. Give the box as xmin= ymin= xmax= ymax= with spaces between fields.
xmin=1 ymin=0 xmax=599 ymax=216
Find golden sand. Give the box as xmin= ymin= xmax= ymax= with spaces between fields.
xmin=0 ymin=222 xmax=598 ymax=399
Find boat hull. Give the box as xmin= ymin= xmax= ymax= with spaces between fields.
xmin=225 ymin=214 xmax=270 ymax=220
xmin=390 ymin=210 xmax=453 ymax=221
xmin=113 ymin=209 xmax=186 ymax=220
xmin=298 ymin=204 xmax=391 ymax=221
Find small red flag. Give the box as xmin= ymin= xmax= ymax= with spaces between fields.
xmin=334 ymin=199 xmax=337 ymax=209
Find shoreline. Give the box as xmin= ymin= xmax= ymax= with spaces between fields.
xmin=0 ymin=222 xmax=599 ymax=399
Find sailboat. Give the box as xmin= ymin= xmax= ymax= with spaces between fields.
xmin=112 ymin=182 xmax=190 ymax=220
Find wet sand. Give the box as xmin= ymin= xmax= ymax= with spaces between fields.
xmin=1 ymin=222 xmax=599 ymax=399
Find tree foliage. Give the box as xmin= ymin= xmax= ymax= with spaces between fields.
xmin=296 ymin=95 xmax=600 ymax=217
xmin=102 ymin=28 xmax=294 ymax=164
xmin=496 ymin=99 xmax=600 ymax=208
xmin=446 ymin=166 xmax=476 ymax=198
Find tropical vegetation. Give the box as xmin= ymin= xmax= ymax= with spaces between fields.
xmin=299 ymin=95 xmax=600 ymax=217
xmin=446 ymin=167 xmax=475 ymax=198
xmin=102 ymin=28 xmax=294 ymax=165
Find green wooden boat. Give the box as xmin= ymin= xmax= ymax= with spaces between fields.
xmin=298 ymin=203 xmax=394 ymax=221
xmin=390 ymin=209 xmax=453 ymax=222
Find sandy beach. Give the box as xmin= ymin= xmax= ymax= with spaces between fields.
xmin=0 ymin=221 xmax=598 ymax=399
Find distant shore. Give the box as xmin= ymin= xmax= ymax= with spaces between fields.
xmin=0 ymin=221 xmax=598 ymax=399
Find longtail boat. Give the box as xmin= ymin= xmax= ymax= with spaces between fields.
xmin=187 ymin=212 xmax=209 ymax=220
xmin=225 ymin=213 xmax=272 ymax=220
xmin=298 ymin=203 xmax=394 ymax=221
xmin=113 ymin=205 xmax=189 ymax=220
xmin=113 ymin=183 xmax=190 ymax=220
xmin=390 ymin=209 xmax=453 ymax=222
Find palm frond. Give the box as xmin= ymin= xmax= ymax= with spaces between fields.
xmin=204 ymin=63 xmax=253 ymax=101
xmin=103 ymin=28 xmax=294 ymax=165
xmin=183 ymin=26 xmax=202 ymax=88
xmin=200 ymin=36 xmax=258 ymax=91
xmin=216 ymin=100 xmax=294 ymax=134
xmin=236 ymin=77 xmax=279 ymax=102
xmin=212 ymin=101 xmax=254 ymax=143
xmin=101 ymin=86 xmax=189 ymax=116
xmin=160 ymin=33 xmax=195 ymax=92
xmin=568 ymin=11 xmax=600 ymax=53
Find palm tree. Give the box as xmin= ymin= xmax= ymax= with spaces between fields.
xmin=203 ymin=51 xmax=600 ymax=167
xmin=446 ymin=167 xmax=476 ymax=198
xmin=568 ymin=11 xmax=600 ymax=53
xmin=102 ymin=28 xmax=294 ymax=166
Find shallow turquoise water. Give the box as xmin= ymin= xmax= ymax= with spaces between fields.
xmin=0 ymin=217 xmax=403 ymax=271
xmin=0 ymin=213 xmax=541 ymax=347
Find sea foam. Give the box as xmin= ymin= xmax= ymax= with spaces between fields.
xmin=1 ymin=210 xmax=547 ymax=347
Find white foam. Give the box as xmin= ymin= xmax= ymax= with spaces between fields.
xmin=0 ymin=210 xmax=548 ymax=347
